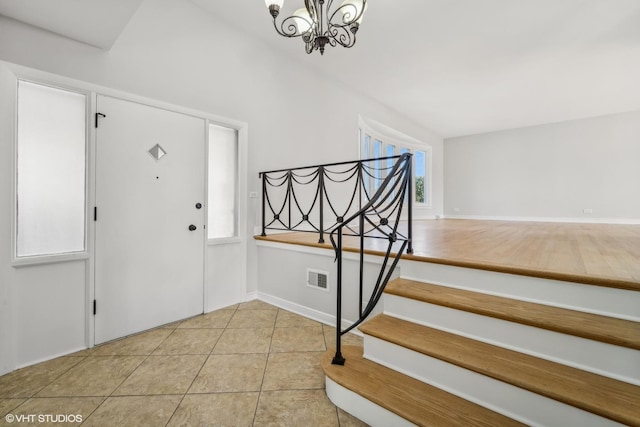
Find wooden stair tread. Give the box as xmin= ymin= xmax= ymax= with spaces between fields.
xmin=322 ymin=345 xmax=526 ymax=427
xmin=360 ymin=314 xmax=640 ymax=427
xmin=385 ymin=278 xmax=640 ymax=350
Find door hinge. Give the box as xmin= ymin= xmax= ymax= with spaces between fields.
xmin=93 ymin=299 xmax=97 ymax=315
xmin=94 ymin=206 xmax=97 ymax=221
xmin=95 ymin=112 xmax=106 ymax=128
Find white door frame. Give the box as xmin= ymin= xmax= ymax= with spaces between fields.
xmin=1 ymin=61 xmax=248 ymax=350
xmin=88 ymin=90 xmax=248 ymax=347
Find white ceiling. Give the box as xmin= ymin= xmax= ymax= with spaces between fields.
xmin=2 ymin=0 xmax=639 ymax=137
xmin=0 ymin=0 xmax=143 ymax=49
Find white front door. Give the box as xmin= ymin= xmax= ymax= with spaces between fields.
xmin=94 ymin=95 xmax=205 ymax=344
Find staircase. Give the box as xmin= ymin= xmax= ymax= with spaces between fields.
xmin=323 ymin=275 xmax=640 ymax=426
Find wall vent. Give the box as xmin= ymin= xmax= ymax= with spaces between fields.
xmin=307 ymin=268 xmax=329 ymax=291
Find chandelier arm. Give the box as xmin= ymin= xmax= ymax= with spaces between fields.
xmin=272 ymin=15 xmax=313 ymax=38
xmin=328 ymin=3 xmax=354 ymax=27
xmin=327 ymin=0 xmax=366 ymax=28
xmin=318 ymin=1 xmax=325 ymax=37
xmin=305 ymin=0 xmax=318 ymax=24
xmin=328 ymin=25 xmax=355 ymax=48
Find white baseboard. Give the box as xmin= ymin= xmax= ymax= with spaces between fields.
xmin=256 ymin=291 xmax=362 ymax=336
xmin=443 ymin=214 xmax=640 ymax=225
xmin=15 ymin=347 xmax=87 ymax=370
xmin=244 ymin=291 xmax=258 ymax=302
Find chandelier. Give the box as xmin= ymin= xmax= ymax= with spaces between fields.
xmin=264 ymin=0 xmax=367 ymax=55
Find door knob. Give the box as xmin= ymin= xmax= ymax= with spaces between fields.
xmin=189 ymin=224 xmax=197 ymax=231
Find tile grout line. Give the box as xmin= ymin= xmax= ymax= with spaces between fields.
xmin=112 ymin=327 xmax=176 ymax=389
xmin=2 ymin=303 xmax=365 ymax=426
xmin=4 ymin=354 xmax=88 ymax=401
xmin=250 ymin=307 xmax=279 ymax=426
xmin=164 ymin=305 xmax=238 ymax=427
xmin=82 ymin=323 xmax=180 ymax=425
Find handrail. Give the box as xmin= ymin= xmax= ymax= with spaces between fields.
xmin=259 ymin=154 xmax=413 ymax=248
xmin=259 ymin=154 xmax=403 ymax=176
xmin=259 ymin=153 xmax=413 ymax=365
xmin=329 ymin=153 xmax=412 ymax=365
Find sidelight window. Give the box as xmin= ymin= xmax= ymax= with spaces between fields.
xmin=16 ymin=80 xmax=87 ymax=258
xmin=208 ymin=123 xmax=238 ymax=239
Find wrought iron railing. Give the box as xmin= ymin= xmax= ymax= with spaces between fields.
xmin=259 ymin=153 xmax=413 ymax=364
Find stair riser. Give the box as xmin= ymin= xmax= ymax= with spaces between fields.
xmin=399 ymin=260 xmax=640 ymax=321
xmin=325 ymin=377 xmax=416 ymax=427
xmin=364 ymin=335 xmax=626 ymax=427
xmin=384 ymin=294 xmax=640 ymax=385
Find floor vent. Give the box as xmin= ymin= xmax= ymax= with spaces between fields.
xmin=307 ymin=268 xmax=329 ymax=291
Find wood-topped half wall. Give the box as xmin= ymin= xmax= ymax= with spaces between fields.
xmin=255 ymin=219 xmax=640 ymax=291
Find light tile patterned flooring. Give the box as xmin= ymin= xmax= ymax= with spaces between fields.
xmin=0 ymin=300 xmax=367 ymax=427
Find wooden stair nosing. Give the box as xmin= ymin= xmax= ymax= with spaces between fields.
xmin=322 ymin=345 xmax=526 ymax=427
xmin=360 ymin=314 xmax=640 ymax=427
xmin=385 ymin=278 xmax=640 ymax=350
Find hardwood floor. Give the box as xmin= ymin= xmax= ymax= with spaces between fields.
xmin=255 ymin=219 xmax=640 ymax=290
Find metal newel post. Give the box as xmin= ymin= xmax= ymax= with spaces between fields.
xmin=407 ymin=155 xmax=413 ymax=254
xmin=260 ymin=173 xmax=267 ymax=236
xmin=287 ymin=171 xmax=292 ymax=230
xmin=358 ymin=213 xmax=365 ymax=317
xmin=332 ymin=228 xmax=346 ymax=365
xmin=318 ymin=166 xmax=325 ymax=244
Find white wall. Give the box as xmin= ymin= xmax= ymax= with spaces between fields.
xmin=0 ymin=64 xmax=15 ymax=375
xmin=444 ymin=111 xmax=640 ymax=221
xmin=11 ymin=262 xmax=87 ymax=367
xmin=0 ymin=0 xmax=443 ymax=369
xmin=0 ymin=64 xmax=88 ymax=370
xmin=256 ymin=242 xmax=394 ymax=328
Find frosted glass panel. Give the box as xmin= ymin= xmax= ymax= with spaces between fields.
xmin=208 ymin=124 xmax=238 ymax=239
xmin=17 ymin=81 xmax=86 ymax=257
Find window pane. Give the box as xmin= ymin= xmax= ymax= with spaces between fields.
xmin=373 ymin=140 xmax=383 ymax=192
xmin=415 ymin=150 xmax=426 ymax=204
xmin=17 ymin=81 xmax=86 ymax=257
xmin=208 ymin=124 xmax=238 ymax=239
xmin=362 ymin=134 xmax=370 ymax=159
xmin=386 ymin=144 xmax=396 ymax=169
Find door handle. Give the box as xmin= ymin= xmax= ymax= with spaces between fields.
xmin=188 ymin=225 xmax=197 ymax=231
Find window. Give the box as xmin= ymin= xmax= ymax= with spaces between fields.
xmin=359 ymin=124 xmax=431 ymax=206
xmin=16 ymin=81 xmax=87 ymax=258
xmin=208 ymin=123 xmax=238 ymax=239
xmin=373 ymin=139 xmax=383 ymax=192
xmin=414 ymin=150 xmax=427 ymax=204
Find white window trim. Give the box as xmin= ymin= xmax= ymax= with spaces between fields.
xmin=11 ymin=77 xmax=91 ymax=266
xmin=12 ymin=252 xmax=90 ymax=268
xmin=206 ymin=119 xmax=247 ymax=244
xmin=207 ymin=236 xmax=242 ymax=246
xmin=358 ymin=115 xmax=433 ymax=208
